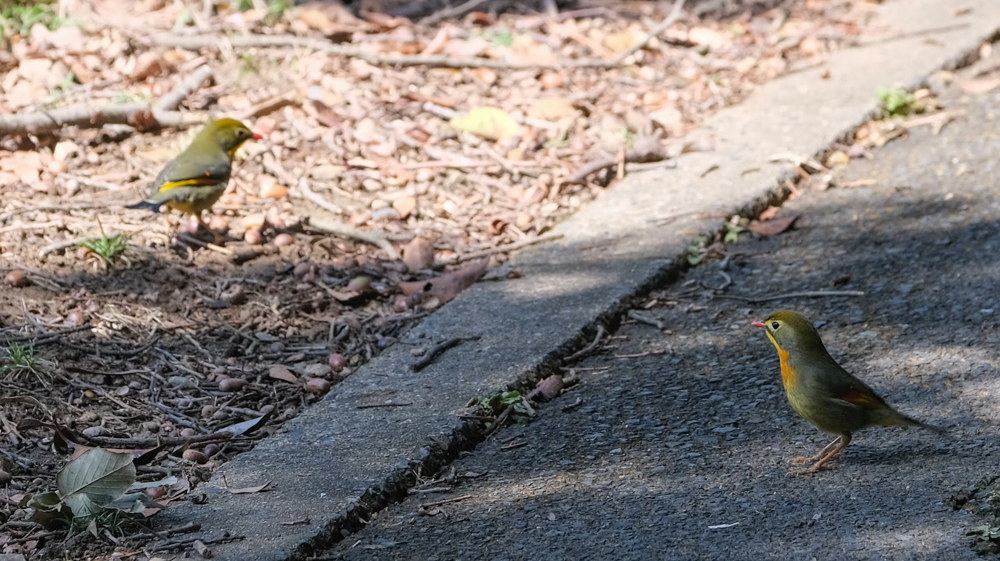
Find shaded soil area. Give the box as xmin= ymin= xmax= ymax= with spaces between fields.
xmin=314 ymin=65 xmax=1000 ymax=561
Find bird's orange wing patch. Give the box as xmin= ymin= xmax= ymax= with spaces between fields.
xmin=839 ymin=387 xmax=886 ymax=409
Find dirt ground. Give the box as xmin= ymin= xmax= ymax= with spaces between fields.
xmin=313 ymin=56 xmax=1000 ymax=561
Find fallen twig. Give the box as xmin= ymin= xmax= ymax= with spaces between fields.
xmin=902 ymin=109 xmax=965 ymax=135
xmin=58 ymin=173 xmax=121 ymax=191
xmin=419 ymin=495 xmax=473 ymax=509
xmin=411 ymin=336 xmax=481 ymax=372
xmin=627 ymin=309 xmax=665 ymax=330
xmin=714 ymin=290 xmax=865 ymax=304
xmin=611 ymin=0 xmax=687 ymax=64
xmin=0 ymin=66 xmax=212 ymax=135
xmin=0 ymin=200 xmax=122 ymax=225
xmin=2 ymin=324 xmax=92 ymax=344
xmin=564 ymin=325 xmax=607 ymax=363
xmin=153 ymin=65 xmax=213 ymax=113
xmin=566 ymin=139 xmax=669 ymax=184
xmin=615 ymin=349 xmax=669 ymax=359
xmin=297 ymin=177 xmax=343 ymax=215
xmin=149 ymin=33 xmax=617 ymax=69
xmin=420 ymin=0 xmax=488 ymax=25
xmin=455 ymin=232 xmax=563 ymax=263
xmin=304 ymin=216 xmax=402 ymax=261
xmin=38 ymin=236 xmax=90 ymax=258
xmin=356 ymin=402 xmax=414 ymax=409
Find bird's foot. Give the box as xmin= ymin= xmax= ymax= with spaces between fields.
xmin=790 ymin=462 xmax=835 ymax=476
xmin=790 ymin=456 xmax=821 ymax=464
xmin=206 ymin=229 xmax=226 ymax=246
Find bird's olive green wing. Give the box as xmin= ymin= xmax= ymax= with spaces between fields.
xmin=141 ymin=152 xmax=232 ymax=205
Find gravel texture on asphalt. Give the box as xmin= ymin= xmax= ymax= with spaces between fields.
xmin=314 ymin=80 xmax=1000 ymax=561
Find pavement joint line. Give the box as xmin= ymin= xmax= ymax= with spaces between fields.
xmin=153 ymin=4 xmax=1000 ymax=559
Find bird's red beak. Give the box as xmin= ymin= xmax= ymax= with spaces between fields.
xmin=751 ymin=321 xmax=765 ymax=328
xmin=252 ymin=133 xmax=263 ymax=140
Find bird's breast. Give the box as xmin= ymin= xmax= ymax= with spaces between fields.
xmin=778 ymin=347 xmax=797 ymax=391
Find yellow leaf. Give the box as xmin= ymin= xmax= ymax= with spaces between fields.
xmin=450 ymin=107 xmax=521 ymax=142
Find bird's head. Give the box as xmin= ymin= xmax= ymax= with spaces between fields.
xmin=752 ymin=310 xmax=827 ymax=357
xmin=198 ymin=118 xmax=262 ymax=159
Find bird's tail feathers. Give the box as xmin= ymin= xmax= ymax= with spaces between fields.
xmin=125 ymin=200 xmax=162 ymax=212
xmin=893 ymin=412 xmax=946 ymax=434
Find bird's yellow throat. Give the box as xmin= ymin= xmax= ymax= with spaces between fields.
xmin=764 ymin=331 xmax=797 ymax=390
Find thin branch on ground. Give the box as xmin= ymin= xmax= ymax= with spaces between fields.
xmin=153 ymin=65 xmax=213 ymax=113
xmin=420 ymin=0 xmax=489 ymax=26
xmin=713 ymin=290 xmax=865 ymax=303
xmin=611 ymin=0 xmax=687 ymax=64
xmin=455 ymin=232 xmax=564 ymax=263
xmin=0 ymin=201 xmax=123 ymax=224
xmin=58 ymin=173 xmax=122 ymax=191
xmin=298 ymin=178 xmax=403 ymax=259
xmin=564 ymin=325 xmax=607 ymax=363
xmin=0 ymin=65 xmax=212 ymax=135
xmin=410 ymin=336 xmax=481 ymax=372
xmin=38 ymin=236 xmax=90 ymax=258
xmin=148 ymin=33 xmax=618 ymax=69
xmin=565 ymin=138 xmax=670 ymax=184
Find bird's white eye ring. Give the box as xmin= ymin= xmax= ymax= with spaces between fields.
xmin=771 ymin=321 xmax=780 ymax=330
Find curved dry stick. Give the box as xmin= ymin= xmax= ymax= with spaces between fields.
xmin=0 ymin=66 xmax=213 ymax=135
xmin=150 ymin=33 xmax=617 ymax=69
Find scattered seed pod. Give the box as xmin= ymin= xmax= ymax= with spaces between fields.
xmin=260 ymin=181 xmax=288 ymax=200
xmin=182 ymin=449 xmax=209 ymax=464
xmin=0 ymin=470 xmax=11 ymax=485
xmin=66 ymin=310 xmax=87 ymax=326
xmin=180 ymin=428 xmax=196 ymax=438
xmin=203 ymin=443 xmax=220 ymax=457
xmin=145 ymin=486 xmax=166 ymax=500
xmin=392 ymin=295 xmax=410 ymax=313
xmin=305 ymin=378 xmax=331 ymax=394
xmin=201 ymin=405 xmax=217 ymax=419
xmin=244 ymin=228 xmax=262 ymax=245
xmin=272 ymin=233 xmax=295 ymax=247
xmin=328 ymin=353 xmax=346 ymax=372
xmin=293 ymin=262 xmax=314 ymax=278
xmin=346 ymin=275 xmax=371 ymax=293
xmin=209 ymin=215 xmax=229 ymax=233
xmin=5 ymin=270 xmax=27 ymax=287
xmin=218 ymin=377 xmax=247 ymax=392
xmin=75 ymin=246 xmax=93 ymax=260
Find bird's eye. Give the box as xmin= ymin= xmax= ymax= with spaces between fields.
xmin=771 ymin=321 xmax=780 ymax=330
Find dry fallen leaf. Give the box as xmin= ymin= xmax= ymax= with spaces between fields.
xmin=450 ymin=107 xmax=521 ymax=142
xmin=227 ymin=481 xmax=271 ymax=494
xmin=758 ymin=206 xmax=780 ymax=221
xmin=268 ymin=365 xmax=300 ymax=384
xmin=956 ymin=76 xmax=1000 ymax=95
xmin=399 ymin=260 xmax=488 ymax=305
xmin=749 ymin=215 xmax=799 ymax=236
xmin=527 ymin=98 xmax=576 ymax=121
xmin=402 ymin=237 xmax=435 ymax=272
